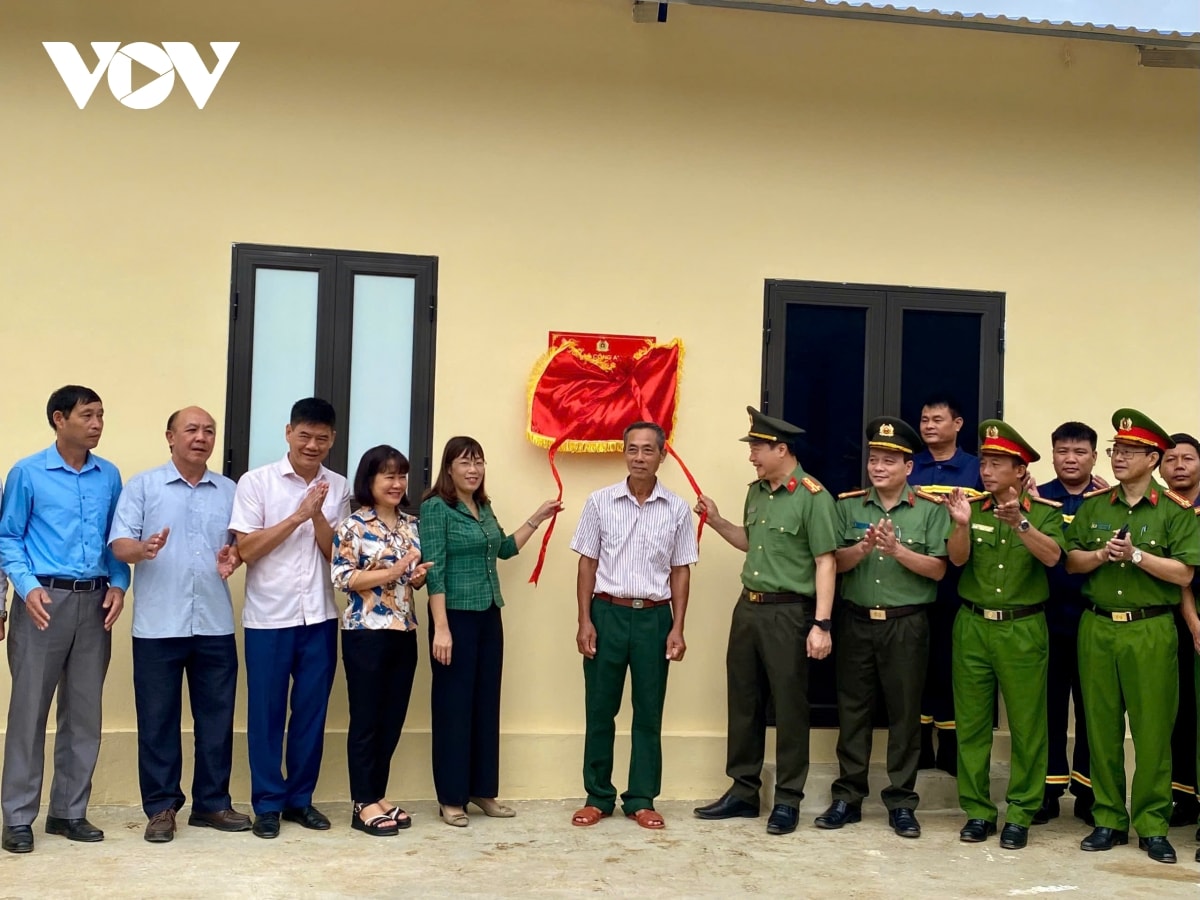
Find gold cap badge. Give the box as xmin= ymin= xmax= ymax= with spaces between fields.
xmin=1119 ymin=417 xmax=1133 ymax=431
xmin=986 ymin=425 xmax=999 ymax=438
xmin=879 ymin=423 xmax=894 ymax=437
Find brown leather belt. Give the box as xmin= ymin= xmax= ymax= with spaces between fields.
xmin=847 ymin=603 xmax=927 ymax=621
xmin=741 ymin=589 xmax=813 ymax=605
xmin=594 ymin=592 xmax=670 ymax=610
xmin=962 ymin=600 xmax=1046 ymax=622
xmin=1088 ymin=604 xmax=1172 ymax=623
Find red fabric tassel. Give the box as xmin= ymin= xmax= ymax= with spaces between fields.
xmin=528 ymin=437 xmax=566 ymax=586
xmin=664 ymin=442 xmax=706 ymax=544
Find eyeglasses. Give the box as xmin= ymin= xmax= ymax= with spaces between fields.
xmin=1106 ymin=447 xmax=1151 ymax=460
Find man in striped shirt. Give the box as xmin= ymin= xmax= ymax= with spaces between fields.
xmin=568 ymin=421 xmax=699 ymax=830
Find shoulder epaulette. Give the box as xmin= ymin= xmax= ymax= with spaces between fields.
xmin=801 ymin=476 xmax=824 ymax=494
xmin=915 ymin=485 xmax=985 ymax=498
xmin=1083 ymin=487 xmax=1110 ymax=499
xmin=837 ymin=489 xmax=868 ymax=500
xmin=915 ymin=490 xmax=945 ymax=505
xmin=1165 ymin=489 xmax=1194 ymax=509
xmin=1030 ymin=496 xmax=1063 ymax=509
xmin=969 ymin=493 xmax=988 ymax=504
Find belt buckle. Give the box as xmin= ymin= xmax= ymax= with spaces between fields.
xmin=72 ymin=578 xmax=93 ymax=593
xmin=984 ymin=609 xmax=1002 ymax=621
xmin=631 ymin=598 xmax=644 ymax=610
xmin=869 ymin=609 xmax=887 ymax=621
xmin=1112 ymin=611 xmax=1132 ymax=622
xmin=747 ymin=591 xmax=763 ymax=603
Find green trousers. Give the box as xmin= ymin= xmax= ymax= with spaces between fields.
xmin=1078 ymin=610 xmax=1177 ymax=836
xmin=582 ymin=598 xmax=672 ymax=815
xmin=726 ymin=595 xmax=813 ymax=808
xmin=832 ymin=610 xmax=929 ymax=810
xmin=952 ymin=607 xmax=1048 ymax=827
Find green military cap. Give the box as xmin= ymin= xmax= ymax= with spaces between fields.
xmin=978 ymin=419 xmax=1040 ymax=464
xmin=1111 ymin=408 xmax=1175 ymax=451
xmin=865 ymin=416 xmax=921 ymax=455
xmin=740 ymin=406 xmax=805 ymax=443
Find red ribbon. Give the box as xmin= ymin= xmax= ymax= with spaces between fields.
xmin=664 ymin=442 xmax=706 ymax=544
xmin=528 ymin=436 xmax=567 ymax=585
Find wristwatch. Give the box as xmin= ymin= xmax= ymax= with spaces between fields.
xmin=1017 ymin=518 xmax=1031 ymax=533
xmin=1131 ymin=549 xmax=1144 ymax=565
xmin=814 ymin=618 xmax=832 ymax=632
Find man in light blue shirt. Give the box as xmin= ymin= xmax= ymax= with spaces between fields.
xmin=109 ymin=406 xmax=250 ymax=844
xmin=0 ymin=385 xmax=130 ymax=854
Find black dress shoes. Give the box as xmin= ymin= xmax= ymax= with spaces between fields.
xmin=999 ymin=823 xmax=1028 ymax=849
xmin=2 ymin=825 xmax=33 ymax=854
xmin=1138 ymin=836 xmax=1177 ymax=864
xmin=814 ymin=800 xmax=861 ymax=830
xmin=959 ymin=819 xmax=997 ymax=842
xmin=282 ymin=806 xmax=331 ymax=830
xmin=693 ymin=794 xmax=759 ymax=820
xmin=1032 ymin=795 xmax=1059 ymax=825
xmin=45 ymin=816 xmax=103 ymax=842
xmin=1080 ymin=826 xmax=1128 ymax=851
xmin=252 ymin=812 xmax=280 ymax=839
xmin=888 ymin=808 xmax=921 ymax=838
xmin=765 ymin=804 xmax=799 ymax=835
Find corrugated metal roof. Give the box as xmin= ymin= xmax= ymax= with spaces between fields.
xmin=671 ymin=0 xmax=1200 ymax=45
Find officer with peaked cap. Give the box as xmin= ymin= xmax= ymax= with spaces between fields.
xmin=814 ymin=417 xmax=949 ymax=839
xmin=692 ymin=407 xmax=838 ymax=836
xmin=1066 ymin=409 xmax=1200 ymax=864
xmin=945 ymin=420 xmax=1065 ymax=851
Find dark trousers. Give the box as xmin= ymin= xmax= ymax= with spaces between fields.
xmin=429 ymin=604 xmax=503 ymax=807
xmin=725 ymin=594 xmax=814 ymax=809
xmin=922 ymin=572 xmax=960 ymax=754
xmin=582 ymin=599 xmax=672 ymax=816
xmin=832 ymin=610 xmax=928 ymax=810
xmin=244 ymin=620 xmax=338 ymax=815
xmin=343 ymin=628 xmax=418 ymax=803
xmin=1170 ymin=609 xmax=1197 ymax=808
xmin=1045 ymin=627 xmax=1093 ymax=808
xmin=133 ymin=634 xmax=238 ymax=818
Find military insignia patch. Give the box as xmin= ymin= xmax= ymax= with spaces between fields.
xmin=801 ymin=477 xmax=822 ymax=494
xmin=1120 ymin=416 xmax=1133 ymax=431
xmin=879 ymin=423 xmax=894 ymax=437
xmin=985 ymin=425 xmax=999 ymax=438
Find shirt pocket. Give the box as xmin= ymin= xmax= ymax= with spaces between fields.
xmin=969 ymin=521 xmax=999 ymax=548
xmin=894 ymin=522 xmax=929 ymax=554
xmin=1132 ymin=522 xmax=1167 ymax=556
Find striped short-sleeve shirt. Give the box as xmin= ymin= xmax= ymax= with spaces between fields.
xmin=570 ymin=478 xmax=698 ymax=601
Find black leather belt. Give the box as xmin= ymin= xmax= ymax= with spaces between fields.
xmin=594 ymin=592 xmax=670 ymax=610
xmin=1088 ymin=604 xmax=1172 ymax=623
xmin=847 ymin=603 xmax=927 ymax=621
xmin=742 ymin=589 xmax=813 ymax=605
xmin=962 ymin=600 xmax=1045 ymax=622
xmin=37 ymin=576 xmax=109 ymax=593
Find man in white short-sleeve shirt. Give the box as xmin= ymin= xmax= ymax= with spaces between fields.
xmin=569 ymin=421 xmax=698 ymax=831
xmin=229 ymin=398 xmax=349 ymax=839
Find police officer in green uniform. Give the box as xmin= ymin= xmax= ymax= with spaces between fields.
xmin=814 ymin=417 xmax=949 ymax=839
xmin=945 ymin=420 xmax=1064 ymax=850
xmin=1065 ymin=410 xmax=1200 ymax=865
xmin=693 ymin=407 xmax=838 ymax=836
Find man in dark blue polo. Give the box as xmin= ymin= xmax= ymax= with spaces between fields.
xmin=910 ymin=394 xmax=982 ymax=774
xmin=1033 ymin=421 xmax=1105 ymax=827
xmin=0 ymin=385 xmax=130 ymax=854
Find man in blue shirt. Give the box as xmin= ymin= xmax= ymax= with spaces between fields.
xmin=910 ymin=394 xmax=983 ymax=775
xmin=0 ymin=385 xmax=130 ymax=854
xmin=109 ymin=406 xmax=250 ymax=844
xmin=1033 ymin=421 xmax=1105 ymax=828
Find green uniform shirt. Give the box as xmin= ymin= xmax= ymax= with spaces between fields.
xmin=836 ymin=485 xmax=950 ymax=608
xmin=958 ymin=493 xmax=1065 ymax=609
xmin=741 ymin=465 xmax=837 ymax=595
xmin=419 ymin=495 xmax=519 ymax=611
xmin=1066 ymin=481 xmax=1200 ymax=610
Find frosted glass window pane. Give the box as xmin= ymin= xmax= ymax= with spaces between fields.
xmin=248 ymin=268 xmax=318 ymax=470
xmin=346 ymin=275 xmax=415 ymax=478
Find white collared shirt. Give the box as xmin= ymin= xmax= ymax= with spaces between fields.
xmin=570 ymin=478 xmax=698 ymax=601
xmin=229 ymin=455 xmax=350 ymax=629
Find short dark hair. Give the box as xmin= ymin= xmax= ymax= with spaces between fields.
xmin=921 ymin=393 xmax=962 ymax=420
xmin=623 ymin=421 xmax=666 ymax=451
xmin=1050 ymin=421 xmax=1098 ymax=449
xmin=290 ymin=397 xmax=336 ymax=429
xmin=46 ymin=385 xmax=102 ymax=430
xmin=352 ymin=444 xmax=410 ymax=509
xmin=1168 ymin=433 xmax=1200 ymax=458
xmin=424 ymin=436 xmax=489 ymax=507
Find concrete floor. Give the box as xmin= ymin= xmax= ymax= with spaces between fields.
xmin=2 ymin=799 xmax=1199 ymax=898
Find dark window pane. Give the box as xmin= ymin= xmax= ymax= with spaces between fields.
xmin=899 ymin=310 xmax=983 ymax=454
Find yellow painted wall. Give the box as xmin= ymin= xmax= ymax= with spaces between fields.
xmin=0 ymin=0 xmax=1196 ymax=803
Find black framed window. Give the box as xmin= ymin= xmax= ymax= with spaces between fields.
xmin=224 ymin=243 xmax=437 ymax=506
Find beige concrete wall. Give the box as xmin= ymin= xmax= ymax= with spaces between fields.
xmin=0 ymin=0 xmax=1196 ymax=803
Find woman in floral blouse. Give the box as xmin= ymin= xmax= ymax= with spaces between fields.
xmin=332 ymin=444 xmax=431 ymax=836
